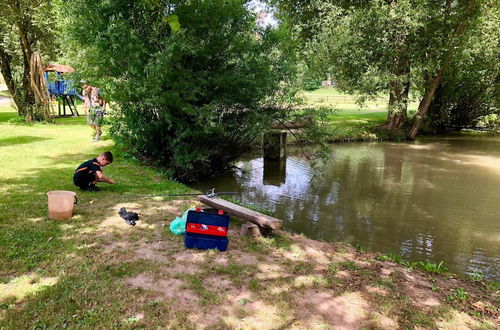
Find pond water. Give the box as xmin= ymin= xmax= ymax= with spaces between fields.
xmin=192 ymin=135 xmax=500 ymax=281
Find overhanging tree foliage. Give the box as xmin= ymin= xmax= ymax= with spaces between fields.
xmin=62 ymin=0 xmax=294 ymax=181
xmin=407 ymin=0 xmax=482 ymax=139
xmin=423 ymin=1 xmax=499 ymax=133
xmin=274 ymin=0 xmax=421 ymax=130
xmin=275 ymin=0 xmax=493 ymax=138
xmin=0 ymin=0 xmax=58 ymax=121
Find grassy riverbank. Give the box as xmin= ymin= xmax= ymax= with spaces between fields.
xmin=0 ymin=105 xmax=499 ymax=328
xmin=300 ymin=87 xmax=419 ymax=141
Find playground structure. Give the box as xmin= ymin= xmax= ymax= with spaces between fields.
xmin=44 ymin=64 xmax=82 ymax=117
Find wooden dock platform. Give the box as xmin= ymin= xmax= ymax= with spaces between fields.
xmin=197 ymin=196 xmax=283 ymax=230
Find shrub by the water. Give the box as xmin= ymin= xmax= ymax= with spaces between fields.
xmin=423 ymin=4 xmax=499 ymax=133
xmin=62 ymin=0 xmax=294 ymax=181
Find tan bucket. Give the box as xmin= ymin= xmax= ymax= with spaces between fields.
xmin=47 ymin=190 xmax=77 ymax=220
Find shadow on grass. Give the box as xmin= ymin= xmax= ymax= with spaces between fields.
xmin=0 ymin=148 xmax=189 ymax=273
xmin=0 ymin=136 xmax=52 ymax=148
xmin=0 ymin=111 xmax=87 ymax=125
xmin=0 ymin=220 xmax=70 ymax=275
xmin=54 ymin=116 xmax=88 ymax=126
xmin=0 ymin=148 xmax=196 ymax=327
xmin=0 ymin=161 xmax=91 ymax=275
xmin=0 ymin=258 xmax=178 ymax=328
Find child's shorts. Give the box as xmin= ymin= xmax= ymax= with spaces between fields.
xmin=73 ymin=171 xmax=96 ymax=189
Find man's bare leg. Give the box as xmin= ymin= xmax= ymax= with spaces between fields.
xmin=95 ymin=125 xmax=101 ymax=141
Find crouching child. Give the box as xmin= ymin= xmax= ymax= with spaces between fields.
xmin=73 ymin=151 xmax=116 ymax=192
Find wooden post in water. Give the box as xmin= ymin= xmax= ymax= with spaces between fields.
xmin=263 ymin=131 xmax=287 ymax=160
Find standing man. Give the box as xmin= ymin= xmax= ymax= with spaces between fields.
xmin=82 ymin=84 xmax=106 ymax=142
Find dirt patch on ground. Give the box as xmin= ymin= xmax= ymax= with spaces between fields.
xmin=134 ymin=241 xmax=171 ymax=262
xmin=295 ymin=290 xmax=372 ymax=329
xmin=125 ymin=273 xmax=200 ymax=307
xmin=84 ymin=200 xmax=499 ymax=329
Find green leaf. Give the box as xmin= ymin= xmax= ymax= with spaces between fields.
xmin=144 ymin=0 xmax=159 ymax=10
xmin=166 ymin=14 xmax=181 ymax=32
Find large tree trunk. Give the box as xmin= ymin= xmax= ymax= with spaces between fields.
xmin=1 ymin=0 xmax=55 ymax=121
xmin=0 ymin=46 xmax=23 ymax=109
xmin=407 ymin=69 xmax=444 ymax=139
xmin=17 ymin=24 xmax=35 ymax=118
xmin=1 ymin=1 xmax=35 ymax=121
xmin=385 ymin=12 xmax=411 ymax=131
xmin=29 ymin=51 xmax=53 ymax=121
xmin=407 ymin=0 xmax=477 ymax=139
xmin=386 ymin=78 xmax=410 ymax=130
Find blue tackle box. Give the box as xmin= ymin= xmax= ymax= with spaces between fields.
xmin=184 ymin=209 xmax=230 ymax=251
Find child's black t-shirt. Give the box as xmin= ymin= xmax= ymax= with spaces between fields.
xmin=74 ymin=158 xmax=102 ymax=176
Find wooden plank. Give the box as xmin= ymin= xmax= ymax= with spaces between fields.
xmin=197 ymin=196 xmax=283 ymax=230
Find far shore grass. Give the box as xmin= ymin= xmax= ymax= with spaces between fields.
xmin=0 ymin=103 xmax=498 ymax=328
xmin=299 ymin=87 xmax=420 ymax=141
xmin=0 ymin=87 xmax=398 ymax=141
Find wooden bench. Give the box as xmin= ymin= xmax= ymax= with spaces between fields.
xmin=197 ymin=196 xmax=283 ymax=236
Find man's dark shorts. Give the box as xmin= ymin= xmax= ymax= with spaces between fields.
xmin=87 ymin=106 xmax=103 ymax=126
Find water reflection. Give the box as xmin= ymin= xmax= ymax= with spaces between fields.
xmin=193 ymin=136 xmax=500 ymax=280
xmin=263 ymin=158 xmax=287 ymax=186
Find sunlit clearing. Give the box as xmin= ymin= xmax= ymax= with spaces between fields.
xmin=0 ymin=274 xmax=58 ymax=303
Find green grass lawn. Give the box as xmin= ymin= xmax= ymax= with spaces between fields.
xmin=0 ymin=105 xmax=195 ymax=326
xmin=0 ymin=106 xmax=191 ymax=274
xmin=301 ymin=87 xmax=419 ymax=110
xmin=326 ymin=109 xmax=388 ymax=140
xmin=300 ymin=87 xmax=419 ymax=140
xmin=0 ymin=105 xmax=16 ymax=122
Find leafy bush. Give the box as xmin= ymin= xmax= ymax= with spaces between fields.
xmin=476 ymin=114 xmax=499 ymax=130
xmin=424 ymin=4 xmax=499 ymax=133
xmin=62 ymin=0 xmax=295 ymax=181
xmin=300 ymin=64 xmax=324 ymax=91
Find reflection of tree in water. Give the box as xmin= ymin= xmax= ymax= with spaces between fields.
xmin=192 ymin=138 xmax=500 ymax=280
xmin=381 ymin=141 xmax=499 ymax=280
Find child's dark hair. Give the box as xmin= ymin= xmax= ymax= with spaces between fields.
xmin=100 ymin=151 xmax=113 ymax=163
